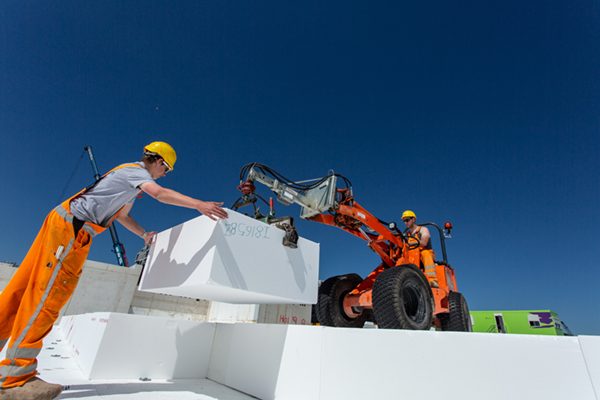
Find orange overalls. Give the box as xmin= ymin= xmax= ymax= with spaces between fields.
xmin=406 ymin=226 xmax=439 ymax=286
xmin=0 ymin=164 xmax=142 ymax=388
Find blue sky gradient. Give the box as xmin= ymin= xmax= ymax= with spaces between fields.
xmin=1 ymin=1 xmax=599 ymax=334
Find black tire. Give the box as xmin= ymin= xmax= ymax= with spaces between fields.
xmin=372 ymin=265 xmax=433 ymax=330
xmin=316 ymin=274 xmax=368 ymax=328
xmin=311 ymin=304 xmax=319 ymax=324
xmin=439 ymin=292 xmax=472 ymax=332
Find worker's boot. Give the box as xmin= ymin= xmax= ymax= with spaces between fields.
xmin=423 ymin=266 xmax=439 ymax=288
xmin=0 ymin=377 xmax=63 ymax=400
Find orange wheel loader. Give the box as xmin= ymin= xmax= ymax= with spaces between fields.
xmin=231 ymin=163 xmax=472 ymax=331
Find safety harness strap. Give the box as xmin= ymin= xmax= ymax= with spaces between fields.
xmin=54 ymin=205 xmax=98 ymax=238
xmin=55 ymin=162 xmax=145 ymax=236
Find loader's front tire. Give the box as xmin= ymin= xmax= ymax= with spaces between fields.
xmin=316 ymin=274 xmax=368 ymax=328
xmin=439 ymin=292 xmax=472 ymax=332
xmin=372 ymin=265 xmax=433 ymax=330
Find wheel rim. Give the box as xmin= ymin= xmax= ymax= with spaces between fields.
xmin=337 ymin=290 xmax=354 ymax=322
xmin=402 ymin=281 xmax=426 ymax=323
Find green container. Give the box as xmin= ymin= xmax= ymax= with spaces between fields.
xmin=470 ymin=310 xmax=565 ymax=335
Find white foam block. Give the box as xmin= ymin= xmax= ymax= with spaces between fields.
xmin=319 ymin=329 xmax=597 ymax=400
xmin=579 ymin=335 xmax=600 ymax=394
xmin=60 ymin=312 xmax=216 ymax=379
xmin=138 ymin=209 xmax=319 ymax=304
xmin=60 ymin=313 xmax=111 ymax=378
xmin=207 ymin=323 xmax=323 ymax=400
xmin=58 ymin=314 xmax=599 ymax=399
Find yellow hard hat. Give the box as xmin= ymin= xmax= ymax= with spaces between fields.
xmin=402 ymin=210 xmax=416 ymax=220
xmin=144 ymin=142 xmax=177 ymax=171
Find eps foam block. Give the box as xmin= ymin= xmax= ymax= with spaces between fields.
xmin=138 ymin=208 xmax=319 ymax=304
xmin=60 ymin=313 xmax=216 ymax=379
xmin=207 ymin=323 xmax=323 ymax=400
xmin=319 ymin=329 xmax=596 ymax=400
xmin=579 ymin=335 xmax=600 ymax=395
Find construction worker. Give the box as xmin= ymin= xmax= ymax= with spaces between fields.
xmin=0 ymin=142 xmax=228 ymax=400
xmin=402 ymin=210 xmax=439 ymax=288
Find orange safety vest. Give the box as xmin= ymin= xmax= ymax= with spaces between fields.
xmin=404 ymin=226 xmax=433 ymax=250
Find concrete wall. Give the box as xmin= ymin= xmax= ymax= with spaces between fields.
xmin=206 ymin=302 xmax=259 ymax=323
xmin=1 ymin=260 xmax=312 ymax=326
xmin=0 ymin=261 xmax=18 ymax=292
xmin=257 ymin=303 xmax=311 ymax=325
xmin=0 ymin=260 xmax=141 ymax=323
xmin=130 ymin=288 xmax=211 ymax=321
xmin=130 ymin=296 xmax=312 ymax=325
xmin=60 ymin=260 xmax=142 ymax=320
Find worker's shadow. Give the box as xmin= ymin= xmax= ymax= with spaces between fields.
xmin=283 ymin=244 xmax=308 ymax=293
xmin=141 ymin=221 xmax=248 ymax=291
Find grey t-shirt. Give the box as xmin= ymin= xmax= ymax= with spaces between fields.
xmin=70 ymin=162 xmax=154 ymax=227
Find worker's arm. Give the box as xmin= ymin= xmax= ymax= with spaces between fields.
xmin=139 ymin=181 xmax=229 ymax=221
xmin=419 ymin=226 xmax=431 ymax=248
xmin=114 ymin=203 xmax=157 ymax=246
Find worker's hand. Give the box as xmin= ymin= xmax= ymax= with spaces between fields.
xmin=144 ymin=231 xmax=158 ymax=246
xmin=197 ymin=201 xmax=229 ymax=221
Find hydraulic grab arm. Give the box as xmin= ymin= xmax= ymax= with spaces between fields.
xmin=232 ymin=163 xmax=411 ymax=265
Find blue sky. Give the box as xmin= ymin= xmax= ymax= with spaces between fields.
xmin=1 ymin=1 xmax=599 ymax=335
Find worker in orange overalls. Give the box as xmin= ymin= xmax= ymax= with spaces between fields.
xmin=402 ymin=210 xmax=439 ymax=288
xmin=0 ymin=142 xmax=228 ymax=400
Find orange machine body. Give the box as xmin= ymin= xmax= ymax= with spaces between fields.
xmin=309 ymin=188 xmax=457 ymax=321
